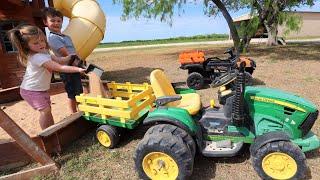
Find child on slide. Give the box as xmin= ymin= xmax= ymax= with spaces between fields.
xmin=8 ymin=24 xmax=86 ymax=130
xmin=42 ymin=7 xmax=83 ymax=113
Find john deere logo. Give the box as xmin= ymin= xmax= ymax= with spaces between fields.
xmin=250 ymin=96 xmax=306 ymax=112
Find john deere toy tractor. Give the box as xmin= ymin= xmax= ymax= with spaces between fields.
xmin=134 ymin=64 xmax=319 ymax=179
xmin=179 ymin=48 xmax=256 ymax=89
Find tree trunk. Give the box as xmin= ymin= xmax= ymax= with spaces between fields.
xmin=265 ymin=22 xmax=278 ymax=46
xmin=212 ymin=0 xmax=240 ymax=54
xmin=240 ymin=37 xmax=252 ymax=53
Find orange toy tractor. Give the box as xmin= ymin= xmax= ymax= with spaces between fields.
xmin=179 ymin=48 xmax=256 ymax=89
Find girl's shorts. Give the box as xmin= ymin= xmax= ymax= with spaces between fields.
xmin=20 ymin=88 xmax=51 ymax=111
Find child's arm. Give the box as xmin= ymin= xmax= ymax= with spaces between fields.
xmin=58 ymin=47 xmax=69 ymax=56
xmin=43 ymin=60 xmax=85 ymax=73
xmin=51 ymin=55 xmax=70 ymax=65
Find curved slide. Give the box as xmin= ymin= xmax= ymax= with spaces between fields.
xmin=53 ymin=0 xmax=106 ymax=59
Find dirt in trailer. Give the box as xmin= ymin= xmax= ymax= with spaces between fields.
xmin=1 ymin=43 xmax=320 ymax=179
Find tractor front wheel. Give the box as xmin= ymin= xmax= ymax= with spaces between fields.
xmin=252 ymin=141 xmax=307 ymax=180
xmin=96 ymin=125 xmax=120 ymax=148
xmin=134 ymin=132 xmax=194 ymax=180
xmin=187 ymin=72 xmax=204 ymax=90
xmin=145 ymin=124 xmax=196 ymax=157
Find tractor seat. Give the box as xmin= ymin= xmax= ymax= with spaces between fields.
xmin=150 ymin=69 xmax=201 ymax=115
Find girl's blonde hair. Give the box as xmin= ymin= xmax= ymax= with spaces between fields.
xmin=7 ymin=24 xmax=49 ymax=66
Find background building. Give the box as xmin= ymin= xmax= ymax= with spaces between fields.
xmin=232 ymin=11 xmax=320 ymax=39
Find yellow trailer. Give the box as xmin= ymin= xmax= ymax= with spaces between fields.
xmin=76 ymin=81 xmax=155 ymax=148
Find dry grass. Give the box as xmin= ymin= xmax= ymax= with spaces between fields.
xmin=4 ymin=43 xmax=320 ymax=179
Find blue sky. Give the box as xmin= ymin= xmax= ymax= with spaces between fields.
xmin=63 ymin=1 xmax=320 ymax=43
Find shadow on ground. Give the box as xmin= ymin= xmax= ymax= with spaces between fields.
xmin=249 ymin=43 xmax=320 ymax=62
xmin=103 ymin=67 xmax=157 ymax=83
xmin=192 ymin=145 xmax=251 ymax=179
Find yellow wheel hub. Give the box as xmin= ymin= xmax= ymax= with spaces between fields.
xmin=142 ymin=152 xmax=179 ymax=180
xmin=96 ymin=130 xmax=111 ymax=148
xmin=262 ymin=152 xmax=297 ymax=179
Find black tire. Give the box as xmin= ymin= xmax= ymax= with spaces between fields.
xmin=135 ymin=133 xmax=194 ymax=180
xmin=187 ymin=72 xmax=204 ymax=90
xmin=145 ymin=124 xmax=196 ymax=157
xmin=96 ymin=125 xmax=120 ymax=149
xmin=252 ymin=141 xmax=307 ymax=180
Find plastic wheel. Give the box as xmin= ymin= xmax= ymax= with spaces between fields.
xmin=187 ymin=72 xmax=204 ymax=90
xmin=134 ymin=133 xmax=194 ymax=180
xmin=96 ymin=125 xmax=120 ymax=148
xmin=145 ymin=124 xmax=196 ymax=157
xmin=251 ymin=141 xmax=307 ymax=180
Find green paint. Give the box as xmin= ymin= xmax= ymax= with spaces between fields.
xmin=205 ymin=135 xmax=254 ymax=144
xmin=146 ymin=107 xmax=199 ymax=134
xmin=244 ymin=86 xmax=318 ymax=139
xmin=205 ymin=126 xmax=255 ymax=143
xmin=292 ymin=131 xmax=320 ymax=152
xmin=83 ymin=108 xmax=149 ymax=129
xmin=175 ymin=88 xmax=196 ymax=94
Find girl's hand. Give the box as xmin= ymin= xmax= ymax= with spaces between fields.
xmin=78 ymin=68 xmax=86 ymax=74
xmin=68 ymin=54 xmax=81 ymax=66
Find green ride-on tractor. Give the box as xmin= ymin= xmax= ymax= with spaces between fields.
xmin=134 ymin=63 xmax=319 ymax=180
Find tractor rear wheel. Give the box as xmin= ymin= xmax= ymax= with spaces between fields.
xmin=187 ymin=72 xmax=204 ymax=90
xmin=145 ymin=124 xmax=196 ymax=157
xmin=252 ymin=141 xmax=307 ymax=180
xmin=96 ymin=125 xmax=120 ymax=148
xmin=134 ymin=132 xmax=194 ymax=180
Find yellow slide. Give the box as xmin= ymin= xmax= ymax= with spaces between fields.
xmin=53 ymin=0 xmax=106 ymax=59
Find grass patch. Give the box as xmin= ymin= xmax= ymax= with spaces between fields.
xmin=97 ymin=34 xmax=228 ymax=48
xmin=303 ymin=77 xmax=314 ymax=82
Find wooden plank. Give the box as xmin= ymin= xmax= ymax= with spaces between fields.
xmin=0 ymin=82 xmax=65 ymax=104
xmin=54 ymin=116 xmax=95 ymax=148
xmin=0 ymin=163 xmax=59 ymax=180
xmin=0 ymin=109 xmax=55 ymax=165
xmin=39 ymin=112 xmax=84 ymax=137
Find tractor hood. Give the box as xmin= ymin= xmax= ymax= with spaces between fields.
xmin=244 ymin=86 xmax=317 ymax=113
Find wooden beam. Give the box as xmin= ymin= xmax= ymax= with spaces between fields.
xmin=0 ymin=137 xmax=42 ymax=171
xmin=0 ymin=163 xmax=58 ymax=180
xmin=0 ymin=109 xmax=55 ymax=165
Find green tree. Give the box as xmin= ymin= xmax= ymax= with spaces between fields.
xmin=113 ymin=0 xmax=244 ymax=53
xmin=236 ymin=0 xmax=314 ymax=51
xmin=252 ymin=0 xmax=315 ymax=46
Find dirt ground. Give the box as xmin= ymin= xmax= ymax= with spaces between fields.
xmin=1 ymin=43 xmax=320 ymax=179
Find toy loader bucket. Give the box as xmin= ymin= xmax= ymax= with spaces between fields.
xmin=85 ymin=64 xmax=105 ymax=78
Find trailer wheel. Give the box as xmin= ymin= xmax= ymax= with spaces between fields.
xmin=96 ymin=125 xmax=120 ymax=148
xmin=187 ymin=72 xmax=204 ymax=90
xmin=252 ymin=141 xmax=307 ymax=180
xmin=135 ymin=133 xmax=194 ymax=180
xmin=145 ymin=124 xmax=196 ymax=157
